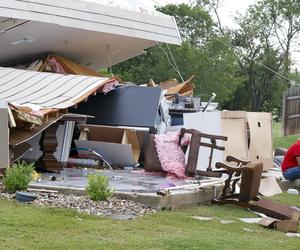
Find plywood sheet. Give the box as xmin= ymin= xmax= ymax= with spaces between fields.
xmin=247 ymin=112 xmax=273 ymax=170
xmin=183 ymin=112 xmax=223 ymax=170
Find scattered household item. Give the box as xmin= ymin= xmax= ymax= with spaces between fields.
xmin=259 ymin=177 xmax=282 ymax=197
xmin=192 ymin=216 xmax=213 ymax=221
xmin=259 ymin=217 xmax=299 ymax=233
xmin=286 ymin=233 xmax=300 ymax=237
xmin=222 ymin=111 xmax=273 ymax=170
xmin=184 ymin=112 xmax=224 ymax=171
xmin=144 ymin=130 xmax=187 ymax=177
xmin=75 ymin=125 xmax=141 ymax=167
xmin=239 ymin=218 xmax=262 ymax=224
xmin=274 ymin=147 xmax=288 ymax=156
xmin=213 ymin=156 xmax=300 ymax=231
xmin=287 ymin=189 xmax=299 ymax=195
xmin=247 ymin=112 xmax=273 ymax=171
xmin=73 ymin=86 xmax=170 ymax=133
xmin=162 ymin=76 xmax=195 ymax=100
xmin=184 ymin=128 xmax=228 ymax=177
xmin=15 ymin=191 xmax=37 ymax=203
xmin=221 ymin=111 xmax=248 ymax=161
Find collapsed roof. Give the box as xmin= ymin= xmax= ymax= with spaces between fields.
xmin=0 ymin=0 xmax=182 ymax=70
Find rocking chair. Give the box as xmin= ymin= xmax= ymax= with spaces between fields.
xmin=212 ymin=156 xmax=300 ymax=221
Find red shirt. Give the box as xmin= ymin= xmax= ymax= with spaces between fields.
xmin=281 ymin=140 xmax=300 ymax=172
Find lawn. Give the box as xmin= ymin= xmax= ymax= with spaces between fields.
xmin=0 ymin=193 xmax=300 ymax=250
xmin=0 ymin=122 xmax=299 ymax=249
xmin=273 ymin=122 xmax=299 ymax=149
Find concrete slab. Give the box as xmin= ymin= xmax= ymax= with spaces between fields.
xmin=29 ymin=168 xmax=222 ymax=209
xmin=28 ymin=168 xmax=300 ymax=210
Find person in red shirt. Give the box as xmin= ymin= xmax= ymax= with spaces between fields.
xmin=281 ymin=140 xmax=300 ymax=180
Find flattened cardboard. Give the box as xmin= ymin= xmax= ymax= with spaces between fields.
xmin=76 ymin=125 xmax=140 ymax=166
xmin=0 ymin=101 xmax=9 ymax=168
xmin=247 ymin=112 xmax=273 ymax=170
xmin=259 ymin=217 xmax=298 ymax=233
xmin=183 ymin=112 xmax=223 ymax=170
xmin=259 ymin=177 xmax=282 ymax=197
xmin=221 ymin=111 xmax=248 ymax=161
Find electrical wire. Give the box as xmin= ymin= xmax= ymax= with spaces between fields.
xmin=151 ymin=0 xmax=300 ymax=86
xmin=157 ymin=42 xmax=184 ymax=82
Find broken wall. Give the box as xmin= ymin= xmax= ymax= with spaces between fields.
xmin=0 ymin=101 xmax=9 ymax=168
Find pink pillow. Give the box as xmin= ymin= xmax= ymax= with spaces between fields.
xmin=154 ymin=131 xmax=186 ymax=178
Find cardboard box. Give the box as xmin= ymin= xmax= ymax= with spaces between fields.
xmin=75 ymin=125 xmax=140 ymax=166
xmin=221 ymin=111 xmax=248 ymax=161
xmin=259 ymin=217 xmax=299 ymax=233
xmin=247 ymin=112 xmax=273 ymax=171
xmin=220 ymin=111 xmax=273 ymax=171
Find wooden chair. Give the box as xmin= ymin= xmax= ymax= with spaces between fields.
xmin=213 ymin=156 xmax=300 ymax=221
xmin=179 ymin=128 xmax=228 ymax=178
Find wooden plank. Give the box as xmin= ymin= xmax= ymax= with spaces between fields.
xmin=12 ymin=109 xmax=43 ymax=126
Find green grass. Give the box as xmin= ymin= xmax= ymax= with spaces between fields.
xmin=273 ymin=122 xmax=299 ymax=149
xmin=0 ymin=194 xmax=300 ymax=250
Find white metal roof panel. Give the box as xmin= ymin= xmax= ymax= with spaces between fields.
xmin=0 ymin=66 xmax=110 ymax=110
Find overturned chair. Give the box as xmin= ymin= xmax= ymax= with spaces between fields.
xmin=212 ymin=156 xmax=300 ymax=221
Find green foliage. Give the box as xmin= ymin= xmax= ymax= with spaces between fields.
xmin=113 ymin=3 xmax=242 ymax=108
xmin=229 ymin=0 xmax=300 ymax=111
xmin=4 ymin=161 xmax=35 ymax=193
xmin=113 ymin=1 xmax=300 ymax=112
xmin=86 ymin=174 xmax=113 ymax=201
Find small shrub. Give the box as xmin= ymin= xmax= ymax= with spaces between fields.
xmin=4 ymin=161 xmax=35 ymax=193
xmin=86 ymin=174 xmax=113 ymax=201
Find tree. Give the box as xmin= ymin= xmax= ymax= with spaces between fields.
xmin=113 ymin=3 xmax=241 ymax=107
xmin=228 ymin=0 xmax=300 ymax=112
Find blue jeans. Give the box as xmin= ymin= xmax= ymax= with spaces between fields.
xmin=283 ymin=166 xmax=300 ymax=180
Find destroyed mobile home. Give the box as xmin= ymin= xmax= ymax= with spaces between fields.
xmin=0 ymin=0 xmax=299 ymax=233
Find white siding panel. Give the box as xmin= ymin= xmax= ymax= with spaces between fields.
xmin=0 ymin=66 xmax=109 ymax=109
xmin=0 ymin=0 xmax=181 ymax=44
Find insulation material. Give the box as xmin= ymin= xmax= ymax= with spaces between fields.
xmin=221 ymin=111 xmax=248 ymax=161
xmin=247 ymin=112 xmax=273 ymax=170
xmin=183 ymin=112 xmax=223 ymax=171
xmin=154 ymin=131 xmax=186 ymax=178
xmin=0 ymin=101 xmax=9 ymax=168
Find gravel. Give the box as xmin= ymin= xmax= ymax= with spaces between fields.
xmin=0 ymin=192 xmax=156 ymax=219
